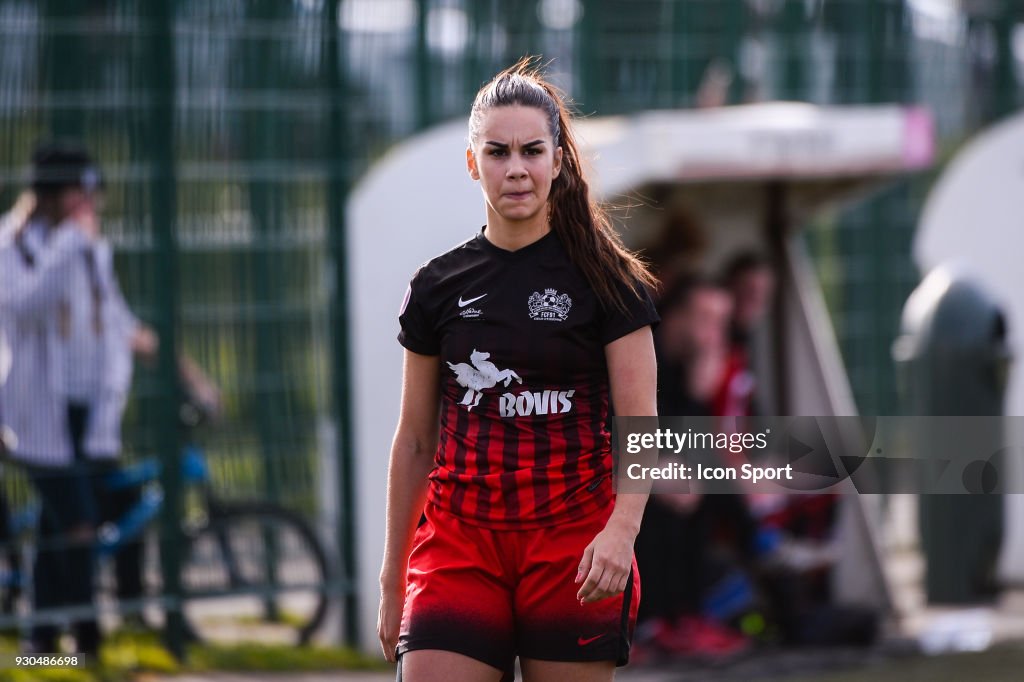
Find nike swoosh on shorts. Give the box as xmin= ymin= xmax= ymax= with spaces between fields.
xmin=577 ymin=634 xmax=606 ymax=646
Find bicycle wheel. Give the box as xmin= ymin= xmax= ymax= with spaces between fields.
xmin=178 ymin=502 xmax=330 ymax=645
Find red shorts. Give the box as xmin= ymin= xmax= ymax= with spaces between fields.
xmin=397 ymin=502 xmax=640 ymax=671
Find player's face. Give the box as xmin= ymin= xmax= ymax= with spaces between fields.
xmin=689 ymin=287 xmax=733 ymax=352
xmin=732 ymin=267 xmax=775 ymax=330
xmin=661 ymin=286 xmax=731 ymax=356
xmin=467 ymin=105 xmax=563 ymax=228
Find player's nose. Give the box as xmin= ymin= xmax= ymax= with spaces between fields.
xmin=506 ymin=157 xmax=527 ymax=179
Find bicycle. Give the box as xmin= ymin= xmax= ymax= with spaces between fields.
xmin=101 ymin=443 xmax=332 ymax=645
xmin=0 ymin=400 xmax=332 ymax=646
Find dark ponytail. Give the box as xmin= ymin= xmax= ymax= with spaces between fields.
xmin=469 ymin=57 xmax=657 ymax=312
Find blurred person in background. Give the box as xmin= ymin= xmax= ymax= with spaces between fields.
xmin=634 ymin=274 xmax=754 ymax=662
xmin=716 ymin=250 xmax=843 ymax=557
xmin=636 ymin=260 xmax=873 ymax=661
xmin=712 ymin=251 xmax=873 ymax=648
xmin=655 ymin=274 xmax=733 ymax=417
xmin=0 ymin=141 xmax=157 ymax=655
xmin=714 ymin=251 xmax=775 ymax=419
xmin=714 ymin=251 xmax=781 ymax=523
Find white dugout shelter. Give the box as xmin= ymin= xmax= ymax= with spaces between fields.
xmin=348 ymin=102 xmax=935 ymax=651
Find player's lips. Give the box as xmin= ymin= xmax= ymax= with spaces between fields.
xmin=503 ymin=190 xmax=532 ymax=200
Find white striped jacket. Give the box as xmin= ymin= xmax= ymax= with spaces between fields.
xmin=0 ymin=219 xmax=138 ymax=466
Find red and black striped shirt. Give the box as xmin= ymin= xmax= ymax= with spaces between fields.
xmin=398 ymin=229 xmax=658 ymax=529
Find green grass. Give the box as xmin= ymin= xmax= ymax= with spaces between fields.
xmin=189 ymin=642 xmax=385 ymax=672
xmin=0 ymin=671 xmax=94 ymax=682
xmin=0 ymin=630 xmax=385 ymax=682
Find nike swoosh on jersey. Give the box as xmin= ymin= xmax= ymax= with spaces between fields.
xmin=577 ymin=634 xmax=606 ymax=646
xmin=458 ymin=294 xmax=487 ymax=307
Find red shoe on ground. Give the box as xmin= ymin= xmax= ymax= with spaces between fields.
xmin=658 ymin=615 xmax=751 ymax=660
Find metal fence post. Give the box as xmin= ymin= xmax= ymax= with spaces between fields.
xmin=779 ymin=0 xmax=805 ymax=100
xmin=992 ymin=6 xmax=1019 ymax=119
xmin=578 ymin=0 xmax=603 ymax=111
xmin=416 ymin=0 xmax=431 ymax=131
xmin=326 ymin=0 xmax=360 ymax=649
xmin=144 ymin=0 xmax=184 ymax=661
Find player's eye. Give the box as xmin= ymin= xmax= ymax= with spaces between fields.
xmin=487 ymin=148 xmax=508 ymax=157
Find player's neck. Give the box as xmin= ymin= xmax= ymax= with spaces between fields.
xmin=483 ymin=212 xmax=551 ymax=252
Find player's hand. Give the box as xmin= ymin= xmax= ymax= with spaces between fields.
xmin=575 ymin=518 xmax=635 ymax=604
xmin=132 ymin=326 xmax=160 ymax=360
xmin=377 ymin=578 xmax=404 ymax=663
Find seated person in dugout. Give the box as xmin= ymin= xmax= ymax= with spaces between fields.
xmin=634 ymin=273 xmax=755 ymax=660
xmin=634 ymin=269 xmax=876 ymax=661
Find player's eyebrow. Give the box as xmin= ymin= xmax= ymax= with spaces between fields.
xmin=484 ymin=139 xmax=546 ymax=149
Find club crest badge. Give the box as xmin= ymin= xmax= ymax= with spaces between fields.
xmin=528 ymin=288 xmax=572 ymax=322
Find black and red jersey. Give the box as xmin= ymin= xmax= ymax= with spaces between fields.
xmin=398 ymin=228 xmax=658 ymax=529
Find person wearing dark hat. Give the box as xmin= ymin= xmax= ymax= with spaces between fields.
xmin=0 ymin=141 xmax=157 ymax=655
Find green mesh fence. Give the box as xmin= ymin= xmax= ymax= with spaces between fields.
xmin=0 ymin=0 xmax=348 ymax=645
xmin=0 ymin=0 xmax=1020 ymax=646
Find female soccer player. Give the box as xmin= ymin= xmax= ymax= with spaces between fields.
xmin=378 ymin=59 xmax=659 ymax=681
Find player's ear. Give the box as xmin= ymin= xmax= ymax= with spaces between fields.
xmin=553 ymin=146 xmax=563 ymax=179
xmin=467 ymin=147 xmax=479 ymax=180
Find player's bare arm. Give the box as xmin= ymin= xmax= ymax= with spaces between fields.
xmin=577 ymin=326 xmax=656 ymax=604
xmin=378 ymin=349 xmax=441 ymax=661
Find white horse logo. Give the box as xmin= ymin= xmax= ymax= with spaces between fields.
xmin=447 ymin=349 xmax=522 ymax=411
